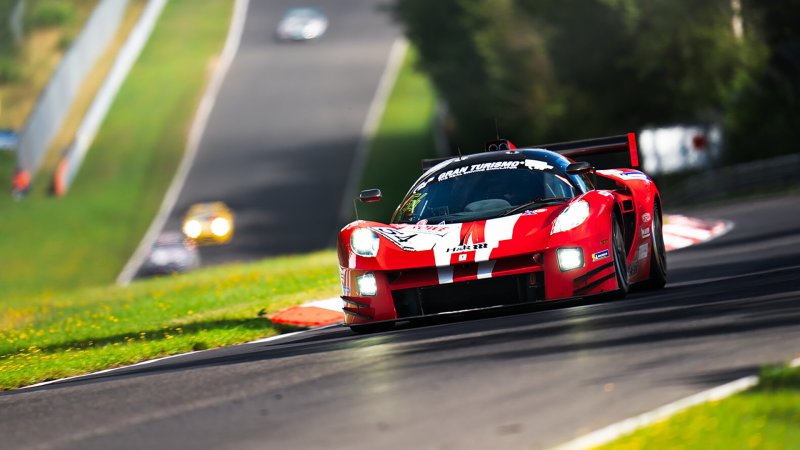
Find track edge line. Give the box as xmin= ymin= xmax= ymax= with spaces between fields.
xmin=549 ymin=374 xmax=762 ymax=450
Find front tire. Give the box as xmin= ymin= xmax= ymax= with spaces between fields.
xmin=610 ymin=214 xmax=630 ymax=298
xmin=643 ymin=203 xmax=667 ymax=289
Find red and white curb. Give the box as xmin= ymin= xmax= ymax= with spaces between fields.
xmin=662 ymin=214 xmax=732 ymax=252
xmin=272 ymin=214 xmax=734 ymax=328
xmin=269 ymin=297 xmax=344 ymax=327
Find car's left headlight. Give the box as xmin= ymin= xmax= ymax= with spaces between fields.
xmin=552 ymin=200 xmax=590 ymax=234
xmin=350 ymin=228 xmax=379 ymax=257
xmin=183 ymin=220 xmax=202 ymax=239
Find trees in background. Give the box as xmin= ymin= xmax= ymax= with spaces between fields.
xmin=395 ymin=0 xmax=797 ymax=162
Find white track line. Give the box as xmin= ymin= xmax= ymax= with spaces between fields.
xmin=116 ymin=0 xmax=250 ymax=285
xmin=337 ymin=37 xmax=409 ymax=223
xmin=550 ymin=376 xmax=759 ymax=450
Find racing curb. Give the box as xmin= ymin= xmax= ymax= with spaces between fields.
xmin=271 ymin=214 xmax=733 ymax=328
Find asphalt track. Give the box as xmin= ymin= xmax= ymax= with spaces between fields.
xmin=159 ymin=0 xmax=400 ymax=266
xmin=3 ymin=194 xmax=799 ymax=449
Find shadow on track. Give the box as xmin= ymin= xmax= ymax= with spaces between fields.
xmin=8 ymin=263 xmax=798 ymax=397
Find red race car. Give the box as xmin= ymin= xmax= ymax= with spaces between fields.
xmin=338 ymin=134 xmax=666 ymax=332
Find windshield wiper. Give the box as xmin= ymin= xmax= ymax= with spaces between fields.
xmin=501 ymin=197 xmax=571 ymax=216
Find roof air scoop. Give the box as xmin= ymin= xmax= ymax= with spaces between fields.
xmin=485 ymin=139 xmax=516 ymax=152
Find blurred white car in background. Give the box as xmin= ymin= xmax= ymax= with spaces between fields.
xmin=275 ymin=7 xmax=328 ymax=41
xmin=141 ymin=232 xmax=201 ymax=277
xmin=639 ymin=124 xmax=723 ymax=175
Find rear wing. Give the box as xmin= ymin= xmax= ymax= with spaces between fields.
xmin=535 ymin=133 xmax=639 ymax=168
xmin=420 ymin=132 xmax=639 ymax=172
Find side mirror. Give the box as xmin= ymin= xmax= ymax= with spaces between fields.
xmin=565 ymin=161 xmax=593 ymax=175
xmin=566 ymin=161 xmax=596 ymax=189
xmin=359 ymin=189 xmax=382 ymax=203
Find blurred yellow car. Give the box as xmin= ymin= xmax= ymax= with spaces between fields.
xmin=182 ymin=202 xmax=234 ymax=245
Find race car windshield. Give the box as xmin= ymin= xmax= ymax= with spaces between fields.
xmin=392 ymin=160 xmax=578 ymax=224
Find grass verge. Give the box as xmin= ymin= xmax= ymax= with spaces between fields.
xmin=597 ymin=364 xmax=800 ymax=449
xmin=0 ymin=0 xmax=232 ymax=298
xmin=0 ymin=41 xmax=441 ymax=390
xmin=357 ymin=45 xmax=438 ymax=222
xmin=0 ymin=250 xmax=340 ymax=390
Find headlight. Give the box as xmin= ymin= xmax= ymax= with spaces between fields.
xmin=556 ymin=248 xmax=584 ymax=271
xmin=183 ymin=220 xmax=202 ymax=239
xmin=356 ymin=273 xmax=378 ymax=296
xmin=552 ymin=200 xmax=590 ymax=234
xmin=210 ymin=217 xmax=231 ymax=237
xmin=350 ymin=228 xmax=379 ymax=257
xmin=150 ymin=249 xmax=169 ymax=266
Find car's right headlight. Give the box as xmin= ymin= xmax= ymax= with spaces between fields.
xmin=210 ymin=217 xmax=231 ymax=237
xmin=552 ymin=200 xmax=590 ymax=234
xmin=350 ymin=228 xmax=379 ymax=257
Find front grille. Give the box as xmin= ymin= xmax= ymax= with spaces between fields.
xmin=391 ymin=273 xmax=544 ymax=318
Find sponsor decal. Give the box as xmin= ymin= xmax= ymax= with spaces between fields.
xmin=522 ymin=209 xmax=545 ymax=216
xmin=619 ymin=170 xmax=650 ymax=181
xmin=642 ymin=212 xmax=651 ymax=223
xmin=413 ymin=176 xmax=435 ymax=193
xmin=524 ymin=159 xmax=554 ymax=171
xmin=435 ymin=159 xmax=553 ymax=182
xmin=437 ymin=161 xmax=520 ymax=181
xmin=372 ymin=225 xmax=452 ymax=251
xmin=592 ymin=249 xmax=610 ymax=262
xmin=638 ymin=243 xmax=649 ymax=261
xmin=600 ymin=239 xmax=609 ymax=245
xmin=458 ymin=254 xmax=468 ymax=262
xmin=603 ymin=169 xmax=651 ymax=181
xmin=641 ymin=227 xmax=651 ymax=239
xmin=342 ymin=285 xmax=351 ymax=296
xmin=446 ymin=243 xmax=488 ymax=253
xmin=629 ymin=262 xmax=638 ymax=276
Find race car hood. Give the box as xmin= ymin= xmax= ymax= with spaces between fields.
xmin=339 ymin=204 xmax=567 ymax=271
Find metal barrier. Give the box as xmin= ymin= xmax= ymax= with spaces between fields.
xmin=55 ymin=0 xmax=167 ymax=195
xmin=665 ymin=153 xmax=800 ymax=206
xmin=14 ymin=0 xmax=129 ymax=176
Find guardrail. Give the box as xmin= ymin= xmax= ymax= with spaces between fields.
xmin=14 ymin=0 xmax=129 ymax=177
xmin=54 ymin=0 xmax=168 ymax=195
xmin=664 ymin=153 xmax=800 ymax=206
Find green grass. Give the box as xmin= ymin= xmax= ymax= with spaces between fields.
xmin=0 ymin=250 xmax=340 ymax=390
xmin=597 ymin=365 xmax=800 ymax=450
xmin=0 ymin=8 xmax=443 ymax=389
xmin=357 ymin=46 xmax=439 ymax=223
xmin=0 ymin=0 xmax=232 ymax=299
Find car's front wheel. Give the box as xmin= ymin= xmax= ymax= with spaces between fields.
xmin=610 ymin=214 xmax=630 ymax=298
xmin=643 ymin=203 xmax=668 ymax=289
